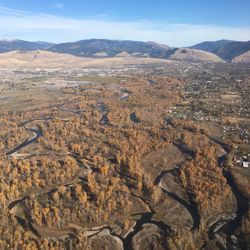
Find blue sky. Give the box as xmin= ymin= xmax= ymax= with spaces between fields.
xmin=0 ymin=0 xmax=249 ymax=46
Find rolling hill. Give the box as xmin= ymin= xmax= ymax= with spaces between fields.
xmin=0 ymin=50 xmax=176 ymax=69
xmin=232 ymin=51 xmax=250 ymax=63
xmin=169 ymin=48 xmax=223 ymax=62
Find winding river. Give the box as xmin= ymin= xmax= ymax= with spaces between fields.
xmin=5 ymin=117 xmax=53 ymax=156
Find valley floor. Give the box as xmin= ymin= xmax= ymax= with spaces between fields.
xmin=0 ymin=62 xmax=249 ymax=249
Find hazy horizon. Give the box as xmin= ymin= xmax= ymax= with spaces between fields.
xmin=1 ymin=37 xmax=250 ymax=48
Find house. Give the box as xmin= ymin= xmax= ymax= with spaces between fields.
xmin=242 ymin=162 xmax=249 ymax=168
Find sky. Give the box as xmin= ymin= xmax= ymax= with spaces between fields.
xmin=0 ymin=0 xmax=250 ymax=47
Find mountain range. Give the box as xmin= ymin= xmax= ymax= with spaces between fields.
xmin=0 ymin=39 xmax=249 ymax=63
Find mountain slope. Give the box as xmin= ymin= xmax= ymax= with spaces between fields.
xmin=47 ymin=39 xmax=172 ymax=58
xmin=214 ymin=41 xmax=250 ymax=61
xmin=169 ymin=48 xmax=223 ymax=62
xmin=0 ymin=39 xmax=54 ymax=53
xmin=189 ymin=40 xmax=233 ymax=52
xmin=189 ymin=40 xmax=250 ymax=61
